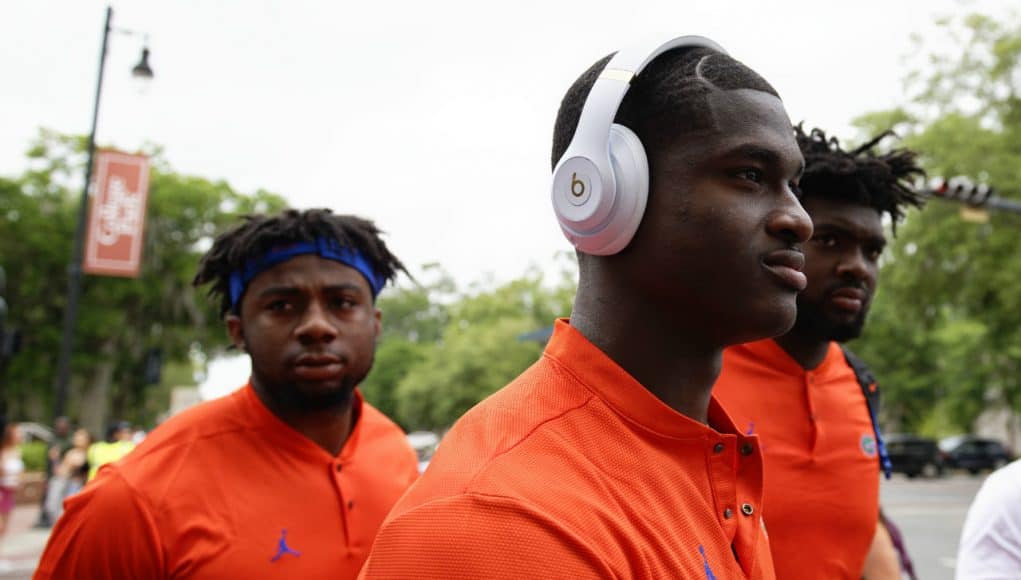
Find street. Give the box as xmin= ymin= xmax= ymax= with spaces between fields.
xmin=883 ymin=472 xmax=988 ymax=580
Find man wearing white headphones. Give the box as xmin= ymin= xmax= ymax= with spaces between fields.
xmin=360 ymin=36 xmax=811 ymax=579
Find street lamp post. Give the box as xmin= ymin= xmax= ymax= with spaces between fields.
xmin=52 ymin=5 xmax=153 ymax=421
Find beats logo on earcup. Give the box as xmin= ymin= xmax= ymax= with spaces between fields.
xmin=549 ymin=35 xmax=725 ymax=256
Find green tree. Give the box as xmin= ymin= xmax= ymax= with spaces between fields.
xmin=851 ymin=12 xmax=1021 ymax=437
xmin=0 ymin=130 xmax=286 ymax=433
xmin=359 ymin=264 xmax=456 ymax=422
xmin=391 ymin=266 xmax=576 ymax=431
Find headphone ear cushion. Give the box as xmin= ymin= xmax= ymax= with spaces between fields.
xmin=597 ymin=123 xmax=650 ymax=255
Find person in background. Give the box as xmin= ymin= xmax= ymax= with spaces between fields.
xmin=131 ymin=425 xmax=147 ymax=445
xmin=713 ymin=125 xmax=925 ymax=579
xmin=36 ymin=208 xmax=419 ymax=579
xmin=0 ymin=424 xmax=24 ymax=571
xmin=43 ymin=428 xmax=91 ymax=523
xmin=34 ymin=416 xmax=71 ymax=529
xmin=955 ymin=458 xmax=1021 ymax=578
xmin=85 ymin=420 xmax=135 ymax=481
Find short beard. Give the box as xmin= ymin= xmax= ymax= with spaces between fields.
xmin=792 ymin=298 xmax=867 ymax=343
xmin=250 ymin=353 xmax=374 ymax=415
xmin=291 ymin=378 xmax=358 ymax=412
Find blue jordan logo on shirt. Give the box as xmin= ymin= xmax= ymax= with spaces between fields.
xmin=270 ymin=529 xmax=301 ymax=563
xmin=699 ymin=545 xmax=717 ymax=580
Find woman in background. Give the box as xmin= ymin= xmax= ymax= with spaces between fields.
xmin=44 ymin=428 xmax=91 ymax=522
xmin=0 ymin=425 xmax=24 ymax=571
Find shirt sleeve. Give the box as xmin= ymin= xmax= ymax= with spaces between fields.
xmin=359 ymin=493 xmax=615 ymax=579
xmin=955 ymin=462 xmax=1021 ymax=579
xmin=34 ymin=468 xmax=165 ymax=579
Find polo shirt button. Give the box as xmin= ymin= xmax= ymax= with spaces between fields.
xmin=723 ymin=508 xmax=733 ymax=519
xmin=740 ymin=443 xmax=754 ymax=456
xmin=336 ymin=464 xmax=343 ymax=472
xmin=741 ymin=503 xmax=754 ymax=516
xmin=713 ymin=443 xmax=725 ymax=454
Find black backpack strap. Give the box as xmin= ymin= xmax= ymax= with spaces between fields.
xmin=841 ymin=347 xmax=893 ymax=479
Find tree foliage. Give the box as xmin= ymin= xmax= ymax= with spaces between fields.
xmin=0 ymin=130 xmax=286 ymax=432
xmin=361 ymin=261 xmax=576 ymax=431
xmin=851 ymin=12 xmax=1021 ymax=437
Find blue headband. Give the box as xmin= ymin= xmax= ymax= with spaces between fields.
xmin=228 ymin=237 xmax=386 ymax=313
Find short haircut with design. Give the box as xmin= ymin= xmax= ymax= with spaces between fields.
xmin=551 ymin=46 xmax=780 ymax=169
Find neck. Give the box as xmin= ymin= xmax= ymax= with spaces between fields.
xmin=251 ymin=381 xmax=358 ymax=456
xmin=773 ymin=330 xmax=830 ymax=370
xmin=571 ymin=279 xmax=721 ymax=425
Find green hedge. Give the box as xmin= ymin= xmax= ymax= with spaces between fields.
xmin=20 ymin=441 xmax=48 ymax=473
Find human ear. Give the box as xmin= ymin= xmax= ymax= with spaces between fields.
xmin=373 ymin=309 xmax=382 ymax=343
xmin=226 ymin=314 xmax=246 ymax=351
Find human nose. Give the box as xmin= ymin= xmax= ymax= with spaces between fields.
xmin=836 ymin=247 xmax=871 ymax=283
xmin=295 ymin=300 xmax=337 ymax=343
xmin=768 ymin=191 xmax=813 ymax=245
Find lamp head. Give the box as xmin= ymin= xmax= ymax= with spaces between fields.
xmin=131 ymin=47 xmax=154 ymax=79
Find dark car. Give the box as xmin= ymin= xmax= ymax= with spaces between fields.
xmin=885 ymin=433 xmax=944 ymax=478
xmin=939 ymin=435 xmax=1013 ymax=475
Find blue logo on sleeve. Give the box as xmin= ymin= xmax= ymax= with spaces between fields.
xmin=698 ymin=545 xmax=717 ymax=580
xmin=270 ymin=529 xmax=302 ymax=563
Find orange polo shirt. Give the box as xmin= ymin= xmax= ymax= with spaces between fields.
xmin=35 ymin=384 xmax=418 ymax=579
xmin=714 ymin=339 xmax=880 ymax=579
xmin=360 ymin=319 xmax=774 ymax=579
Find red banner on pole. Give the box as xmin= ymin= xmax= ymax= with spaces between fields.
xmin=83 ymin=151 xmax=151 ymax=278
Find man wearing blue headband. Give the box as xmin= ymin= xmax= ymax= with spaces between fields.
xmin=37 ymin=208 xmax=420 ymax=579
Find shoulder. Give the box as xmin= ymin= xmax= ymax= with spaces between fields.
xmin=957 ymin=460 xmax=1021 ymax=573
xmin=107 ymin=389 xmax=253 ymax=498
xmin=359 ymin=400 xmax=411 ymax=445
xmin=385 ymin=356 xmax=599 ymax=521
xmin=35 ymin=468 xmax=165 ymax=577
xmin=357 ymin=400 xmax=418 ymax=465
xmin=975 ymin=460 xmax=1021 ymax=504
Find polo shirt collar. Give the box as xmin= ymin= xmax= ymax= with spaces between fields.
xmin=734 ymin=338 xmax=845 ymax=377
xmin=543 ymin=319 xmax=742 ymax=439
xmin=239 ymin=382 xmax=367 ymax=462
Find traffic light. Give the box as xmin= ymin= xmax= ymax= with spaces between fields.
xmin=924 ymin=176 xmax=1021 ymax=218
xmin=927 ymin=176 xmax=995 ymax=206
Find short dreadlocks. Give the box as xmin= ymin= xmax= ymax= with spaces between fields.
xmin=193 ymin=208 xmax=407 ymax=317
xmin=796 ymin=124 xmax=926 ymax=231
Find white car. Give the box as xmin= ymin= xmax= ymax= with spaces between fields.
xmin=406 ymin=431 xmax=439 ymax=474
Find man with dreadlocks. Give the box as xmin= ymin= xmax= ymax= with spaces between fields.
xmin=714 ymin=125 xmax=926 ymax=579
xmin=361 ymin=36 xmax=811 ymax=579
xmin=36 ymin=209 xmax=420 ymax=579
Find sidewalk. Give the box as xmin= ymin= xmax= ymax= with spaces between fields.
xmin=0 ymin=504 xmax=51 ymax=579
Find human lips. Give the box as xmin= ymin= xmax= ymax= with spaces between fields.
xmin=762 ymin=249 xmax=807 ymax=291
xmin=828 ymin=286 xmax=867 ymax=314
xmin=293 ymin=353 xmax=344 ymax=380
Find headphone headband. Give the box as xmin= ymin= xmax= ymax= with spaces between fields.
xmin=551 ymin=35 xmax=728 ymax=255
xmin=569 ymin=35 xmax=727 ymax=163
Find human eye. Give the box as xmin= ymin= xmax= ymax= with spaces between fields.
xmin=811 ymin=233 xmax=838 ymax=248
xmin=734 ymin=168 xmax=763 ymax=183
xmin=789 ymin=180 xmax=802 ymax=199
xmin=330 ymin=295 xmax=357 ymax=310
xmin=266 ymin=299 xmax=291 ymax=312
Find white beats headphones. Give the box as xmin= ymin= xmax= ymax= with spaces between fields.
xmin=551 ymin=35 xmax=727 ymax=255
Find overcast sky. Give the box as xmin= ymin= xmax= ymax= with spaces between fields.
xmin=3 ymin=0 xmax=1015 ymax=399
